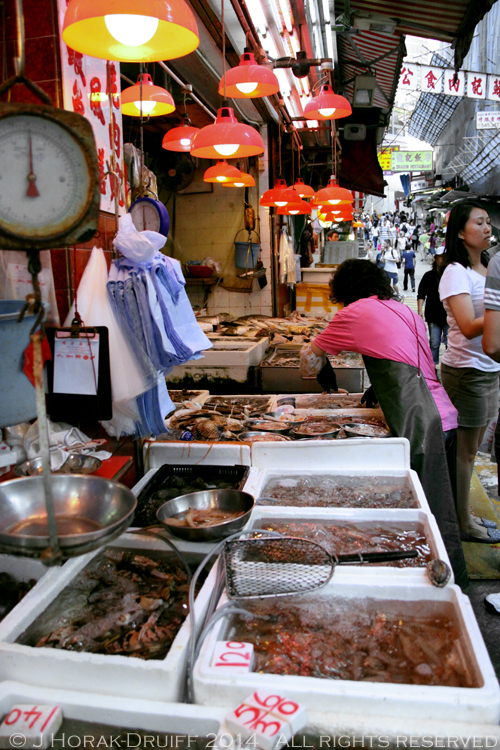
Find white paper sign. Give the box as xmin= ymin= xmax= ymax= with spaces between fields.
xmin=477 ymin=111 xmax=500 ymax=129
xmin=467 ymin=72 xmax=487 ymax=99
xmin=53 ymin=336 xmax=99 ymax=395
xmin=399 ymin=64 xmax=418 ymax=90
xmin=421 ymin=66 xmax=443 ymax=93
xmin=488 ymin=75 xmax=500 ymax=102
xmin=444 ymin=70 xmax=465 ymax=97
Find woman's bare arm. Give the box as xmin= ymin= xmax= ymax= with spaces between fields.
xmin=446 ymin=293 xmax=483 ymax=340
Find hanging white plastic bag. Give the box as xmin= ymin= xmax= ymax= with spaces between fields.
xmin=113 ymin=213 xmax=166 ymax=263
xmin=0 ymin=250 xmax=60 ymax=326
xmin=64 ymin=246 xmax=151 ymax=436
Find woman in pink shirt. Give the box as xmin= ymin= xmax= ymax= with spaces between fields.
xmin=300 ymin=259 xmax=467 ymax=586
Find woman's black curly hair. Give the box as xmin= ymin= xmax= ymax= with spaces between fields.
xmin=329 ymin=259 xmax=396 ymax=307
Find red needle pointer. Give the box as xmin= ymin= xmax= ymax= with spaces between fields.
xmin=26 ymin=135 xmax=40 ymax=198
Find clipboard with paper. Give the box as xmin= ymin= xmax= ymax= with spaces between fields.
xmin=46 ymin=320 xmax=112 ymax=422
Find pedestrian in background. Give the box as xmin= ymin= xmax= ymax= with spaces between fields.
xmin=402 ymin=243 xmax=416 ymax=292
xmin=418 ymin=247 xmax=448 ymax=366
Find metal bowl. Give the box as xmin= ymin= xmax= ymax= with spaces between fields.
xmin=238 ymin=431 xmax=292 ymax=443
xmin=14 ymin=453 xmax=102 ymax=477
xmin=0 ymin=475 xmax=137 ymax=553
xmin=244 ymin=419 xmax=291 ymax=434
xmin=343 ymin=422 xmax=391 ymax=438
xmin=156 ymin=488 xmax=255 ymax=542
xmin=291 ymin=422 xmax=341 ymax=439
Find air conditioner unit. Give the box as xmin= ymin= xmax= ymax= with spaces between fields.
xmin=352 ymin=12 xmax=398 ymax=34
xmin=344 ymin=124 xmax=366 ymax=140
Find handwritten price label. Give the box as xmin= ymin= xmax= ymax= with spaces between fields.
xmin=211 ymin=641 xmax=254 ymax=673
xmin=0 ymin=705 xmax=63 ymax=749
xmin=225 ymin=693 xmax=307 ymax=750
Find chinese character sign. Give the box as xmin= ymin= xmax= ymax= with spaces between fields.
xmin=444 ymin=70 xmax=465 ymax=97
xmin=476 ymin=111 xmax=500 ymax=130
xmin=488 ymin=76 xmax=500 ymax=102
xmin=468 ymin=72 xmax=487 ymax=99
xmin=56 ymin=0 xmax=125 ymax=215
xmin=391 ymin=151 xmax=433 ymax=173
xmin=378 ymin=146 xmax=399 ymax=172
xmin=421 ymin=66 xmax=443 ymax=93
xmin=399 ymin=64 xmax=418 ymax=90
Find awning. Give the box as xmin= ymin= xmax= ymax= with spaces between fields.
xmin=337 ymin=30 xmax=406 ymax=110
xmin=335 ymin=0 xmax=498 ymax=71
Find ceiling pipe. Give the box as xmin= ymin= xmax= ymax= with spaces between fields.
xmin=157 ymin=60 xmax=217 ymax=120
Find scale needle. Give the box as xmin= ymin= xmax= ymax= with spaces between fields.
xmin=26 ymin=135 xmax=40 ymax=198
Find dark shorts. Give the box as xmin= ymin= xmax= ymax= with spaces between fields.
xmin=441 ymin=363 xmax=499 ymax=428
xmin=386 ymin=271 xmax=398 ymax=283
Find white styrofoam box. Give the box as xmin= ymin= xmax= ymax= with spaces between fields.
xmin=204 ymin=395 xmax=274 ymax=411
xmin=249 ymin=506 xmax=452 ymax=582
xmin=268 ymin=394 xmax=365 ymax=410
xmin=0 ymin=536 xmax=218 ymax=702
xmin=0 ymin=555 xmax=49 ymax=585
xmin=143 ymin=440 xmax=252 ymax=471
xmin=206 ymin=337 xmax=270 ymax=362
xmin=193 ymin=578 xmax=500 ymax=724
xmin=250 ymin=438 xmax=410 ymax=470
xmin=252 ymin=466 xmax=430 ymax=514
xmin=166 ymin=388 xmax=210 ymax=405
xmin=183 ymin=340 xmax=267 ymax=368
xmin=0 ymin=681 xmax=226 ymax=738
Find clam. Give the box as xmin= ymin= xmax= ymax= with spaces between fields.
xmin=193 ymin=419 xmax=221 ymax=440
xmin=426 ymin=559 xmax=451 ymax=587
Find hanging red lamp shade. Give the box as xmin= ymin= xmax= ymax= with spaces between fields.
xmin=203 ymin=161 xmax=242 ymax=183
xmin=319 ymin=210 xmax=354 ymax=222
xmin=311 ymin=176 xmax=354 ymax=208
xmin=162 ymin=116 xmax=200 ymax=151
xmin=190 ymin=105 xmax=264 ymax=159
xmin=225 ymin=171 xmax=256 ymax=188
xmin=304 ymin=85 xmax=352 ymax=120
xmin=63 ymin=0 xmax=199 ymax=62
xmin=292 ymin=178 xmax=315 ymax=199
xmin=260 ymin=179 xmax=288 ymax=207
xmin=218 ymin=51 xmax=280 ymax=98
xmin=121 ymin=74 xmax=175 ymax=116
xmin=277 ymin=199 xmax=312 ymax=216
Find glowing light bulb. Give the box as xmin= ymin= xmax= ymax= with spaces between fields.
xmin=318 ymin=107 xmax=336 ymax=117
xmin=328 ymin=199 xmax=341 ymax=205
xmin=275 ymin=201 xmax=288 ymax=207
xmin=134 ymin=100 xmax=156 ymax=113
xmin=214 ymin=143 xmax=239 ymax=156
xmin=233 ymin=182 xmax=245 ymax=187
xmin=105 ymin=14 xmax=159 ymax=46
xmin=235 ymin=82 xmax=259 ymax=94
xmin=289 ymin=210 xmax=299 ymax=214
xmin=180 ymin=138 xmax=191 ymax=146
xmin=216 ymin=176 xmax=227 ymax=182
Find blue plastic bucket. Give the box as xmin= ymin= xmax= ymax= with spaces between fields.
xmin=235 ymin=241 xmax=260 ymax=269
xmin=0 ymin=300 xmax=46 ymax=428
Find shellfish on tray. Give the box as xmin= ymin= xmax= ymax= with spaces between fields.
xmin=168 ymin=409 xmax=244 ymax=440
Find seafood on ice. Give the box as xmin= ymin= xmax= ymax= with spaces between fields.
xmin=167 ymin=410 xmax=244 ymax=440
xmin=226 ymin=597 xmax=477 ymax=687
xmin=166 ymin=507 xmax=245 ymax=528
xmin=16 ymin=549 xmax=193 ymax=660
xmin=259 ymin=475 xmax=418 ymax=509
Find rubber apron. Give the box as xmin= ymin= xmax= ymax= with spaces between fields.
xmin=363 ymin=354 xmax=468 ymax=589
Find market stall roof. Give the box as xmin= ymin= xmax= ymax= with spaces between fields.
xmin=334 ymin=0 xmax=498 ymax=71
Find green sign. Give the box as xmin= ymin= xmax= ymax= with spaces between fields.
xmin=391 ymin=151 xmax=433 ymax=172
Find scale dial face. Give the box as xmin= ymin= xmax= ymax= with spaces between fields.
xmin=0 ymin=112 xmax=93 ymax=241
xmin=130 ymin=199 xmax=162 ymax=232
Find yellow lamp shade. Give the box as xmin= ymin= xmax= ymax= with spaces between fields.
xmin=63 ymin=0 xmax=199 ymax=62
xmin=121 ymin=74 xmax=175 ymax=116
xmin=225 ymin=171 xmax=256 ymax=187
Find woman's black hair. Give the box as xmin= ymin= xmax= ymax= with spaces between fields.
xmin=329 ymin=258 xmax=396 ymax=306
xmin=443 ymin=199 xmax=490 ymax=271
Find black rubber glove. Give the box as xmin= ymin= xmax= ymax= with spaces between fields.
xmin=361 ymin=385 xmax=379 ymax=408
xmin=317 ymin=358 xmax=338 ymax=393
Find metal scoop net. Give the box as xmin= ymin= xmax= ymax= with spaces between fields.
xmin=223 ymin=536 xmax=418 ymax=599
